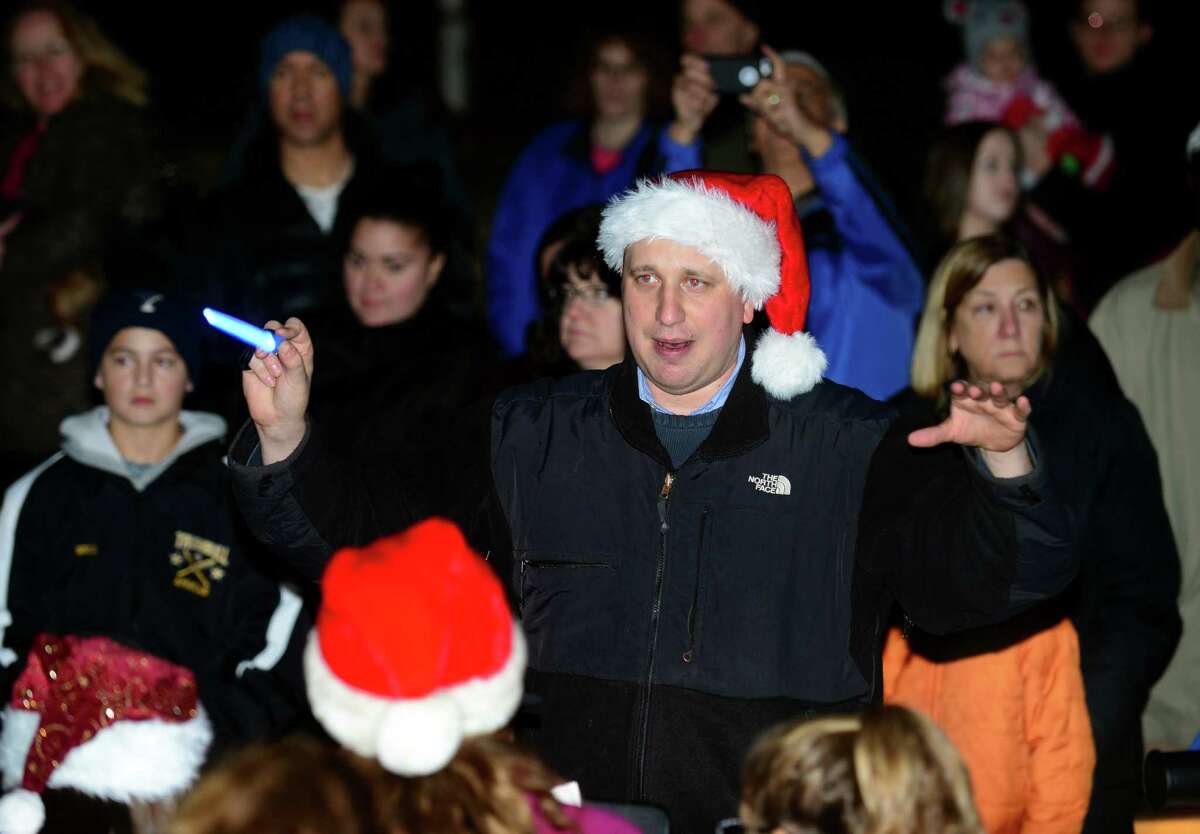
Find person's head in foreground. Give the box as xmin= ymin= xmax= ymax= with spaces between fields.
xmin=89 ymin=289 xmax=201 ymax=443
xmin=912 ymin=235 xmax=1060 ymax=404
xmin=598 ymin=170 xmax=827 ymax=413
xmin=738 ymin=705 xmax=984 ymax=834
xmin=171 ymin=518 xmax=630 ymax=834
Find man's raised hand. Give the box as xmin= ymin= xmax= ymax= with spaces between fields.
xmin=242 ymin=317 xmax=313 ymax=464
xmin=908 ymin=381 xmax=1034 ymax=478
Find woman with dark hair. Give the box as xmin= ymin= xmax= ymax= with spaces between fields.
xmin=0 ymin=0 xmax=159 ymax=475
xmin=522 ymin=205 xmax=625 ymax=378
xmin=887 ymin=235 xmax=1180 ymax=834
xmin=485 ymin=29 xmax=670 ymax=357
xmin=924 ymin=120 xmax=1082 ymax=311
xmin=301 ymin=177 xmax=496 ymax=475
xmin=925 ymin=122 xmax=1022 ymax=247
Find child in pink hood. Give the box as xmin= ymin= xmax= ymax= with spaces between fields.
xmin=943 ymin=0 xmax=1113 ymax=188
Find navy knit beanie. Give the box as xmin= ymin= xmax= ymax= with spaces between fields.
xmin=259 ymin=14 xmax=353 ymax=99
xmin=88 ymin=290 xmax=202 ymax=381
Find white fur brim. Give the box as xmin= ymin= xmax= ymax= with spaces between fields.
xmin=0 ymin=704 xmax=211 ymax=802
xmin=751 ymin=329 xmax=827 ymax=399
xmin=304 ymin=623 xmax=527 ymax=776
xmin=598 ymin=177 xmax=781 ymax=308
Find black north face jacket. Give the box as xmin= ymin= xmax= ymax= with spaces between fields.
xmin=230 ymin=349 xmax=1075 ymax=834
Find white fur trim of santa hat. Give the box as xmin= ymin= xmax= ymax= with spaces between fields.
xmin=0 ymin=705 xmax=211 ymax=801
xmin=304 ymin=622 xmax=527 ymax=777
xmin=0 ymin=705 xmax=210 ymax=834
xmin=597 ymin=176 xmax=782 ymax=309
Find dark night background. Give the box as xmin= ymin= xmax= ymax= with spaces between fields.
xmin=71 ymin=1 xmax=1200 ymax=239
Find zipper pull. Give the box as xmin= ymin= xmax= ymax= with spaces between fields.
xmin=660 ymin=472 xmax=675 ymax=500
xmin=657 ymin=472 xmax=674 ymax=533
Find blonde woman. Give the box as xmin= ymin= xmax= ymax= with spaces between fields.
xmin=889 ymin=235 xmax=1178 ymax=834
xmin=0 ymin=1 xmax=159 ymax=471
xmin=738 ymin=705 xmax=984 ymax=834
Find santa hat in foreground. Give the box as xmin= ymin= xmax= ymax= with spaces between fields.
xmin=305 ymin=518 xmax=526 ymax=777
xmin=0 ymin=634 xmax=211 ymax=834
xmin=598 ymin=170 xmax=827 ymax=400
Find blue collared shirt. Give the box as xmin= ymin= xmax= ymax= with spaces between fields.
xmin=637 ymin=336 xmax=745 ymax=415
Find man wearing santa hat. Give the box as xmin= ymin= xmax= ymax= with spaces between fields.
xmin=231 ymin=170 xmax=1075 ymax=834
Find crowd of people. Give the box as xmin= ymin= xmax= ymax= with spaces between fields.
xmin=0 ymin=0 xmax=1195 ymax=833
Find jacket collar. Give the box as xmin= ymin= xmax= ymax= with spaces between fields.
xmin=607 ymin=327 xmax=770 ymax=468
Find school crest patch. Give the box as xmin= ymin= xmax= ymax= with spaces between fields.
xmin=170 ymin=530 xmax=230 ymax=598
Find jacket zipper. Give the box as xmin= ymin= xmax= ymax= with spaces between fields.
xmin=683 ymin=509 xmax=708 ymax=663
xmin=635 ymin=470 xmax=674 ymax=799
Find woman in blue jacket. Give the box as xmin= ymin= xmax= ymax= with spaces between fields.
xmin=485 ymin=30 xmax=671 ymax=357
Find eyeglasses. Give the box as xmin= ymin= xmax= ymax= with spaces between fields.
xmin=556 ymin=285 xmax=614 ymax=306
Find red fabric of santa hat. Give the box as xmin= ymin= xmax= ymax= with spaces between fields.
xmin=305 ymin=518 xmax=526 ymax=777
xmin=0 ymin=634 xmax=211 ymax=834
xmin=597 ymin=170 xmax=827 ymax=399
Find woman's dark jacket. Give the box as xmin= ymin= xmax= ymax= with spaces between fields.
xmin=0 ymin=92 xmax=159 ymax=462
xmin=305 ymin=304 xmax=500 ymax=470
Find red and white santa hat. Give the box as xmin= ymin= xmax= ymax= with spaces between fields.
xmin=304 ymin=518 xmax=526 ymax=777
xmin=597 ymin=170 xmax=827 ymax=400
xmin=0 ymin=634 xmax=212 ymax=834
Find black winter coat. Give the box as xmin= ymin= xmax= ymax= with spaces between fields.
xmin=1027 ymin=333 xmax=1180 ymax=834
xmin=0 ymin=412 xmax=307 ymax=753
xmin=0 ymin=92 xmax=159 ymax=462
xmin=297 ymin=306 xmax=503 ymax=532
xmin=229 ymin=342 xmax=1076 ymax=834
xmin=199 ymin=138 xmax=378 ymax=329
xmin=1034 ymin=50 xmax=1200 ymax=310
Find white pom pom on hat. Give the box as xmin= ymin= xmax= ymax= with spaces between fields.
xmin=598 ymin=170 xmax=827 ymax=399
xmin=0 ymin=789 xmax=44 ymax=834
xmin=304 ymin=518 xmax=527 ymax=777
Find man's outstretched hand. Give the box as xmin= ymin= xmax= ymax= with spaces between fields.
xmin=242 ymin=317 xmax=313 ymax=465
xmin=908 ymin=381 xmax=1034 ymax=478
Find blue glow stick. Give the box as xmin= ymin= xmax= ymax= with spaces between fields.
xmin=202 ymin=308 xmax=284 ymax=353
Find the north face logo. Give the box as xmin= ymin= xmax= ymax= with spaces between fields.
xmin=748 ymin=473 xmax=791 ymax=496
